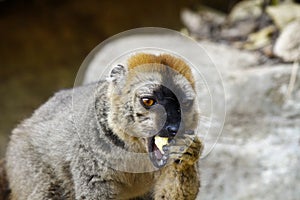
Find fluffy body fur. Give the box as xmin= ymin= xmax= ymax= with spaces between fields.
xmin=5 ymin=53 xmax=203 ymax=200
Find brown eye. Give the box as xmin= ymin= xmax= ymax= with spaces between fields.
xmin=141 ymin=97 xmax=156 ymax=107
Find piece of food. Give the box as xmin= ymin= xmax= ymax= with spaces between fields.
xmin=154 ymin=136 xmax=169 ymax=153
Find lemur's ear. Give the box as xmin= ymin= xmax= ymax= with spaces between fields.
xmin=109 ymin=64 xmax=126 ymax=84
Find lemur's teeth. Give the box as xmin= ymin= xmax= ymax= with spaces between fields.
xmin=154 ymin=136 xmax=169 ymax=153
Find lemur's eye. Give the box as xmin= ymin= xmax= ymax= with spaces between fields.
xmin=141 ymin=97 xmax=156 ymax=108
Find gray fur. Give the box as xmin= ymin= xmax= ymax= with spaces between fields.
xmin=5 ymin=56 xmax=202 ymax=199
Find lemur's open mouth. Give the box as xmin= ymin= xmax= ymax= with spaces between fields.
xmin=148 ymin=135 xmax=172 ymax=168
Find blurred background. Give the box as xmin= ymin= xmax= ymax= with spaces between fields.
xmin=1 ymin=0 xmax=300 ymax=199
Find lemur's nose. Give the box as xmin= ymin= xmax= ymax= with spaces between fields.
xmin=166 ymin=124 xmax=179 ymax=136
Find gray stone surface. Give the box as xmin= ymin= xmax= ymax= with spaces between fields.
xmin=200 ymin=41 xmax=300 ymax=116
xmin=197 ymin=41 xmax=300 ymax=200
xmin=199 ymin=116 xmax=300 ymax=200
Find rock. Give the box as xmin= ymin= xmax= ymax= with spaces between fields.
xmin=198 ymin=41 xmax=261 ymax=70
xmin=198 ymin=116 xmax=300 ymax=200
xmin=202 ymin=41 xmax=300 ymax=114
xmin=220 ymin=19 xmax=257 ymax=40
xmin=228 ymin=0 xmax=264 ymax=23
xmin=274 ymin=20 xmax=300 ymax=62
xmin=266 ymin=3 xmax=300 ymax=30
xmin=196 ymin=41 xmax=300 ymax=200
xmin=200 ymin=41 xmax=300 ymax=116
xmin=181 ymin=9 xmax=203 ymax=35
xmin=243 ymin=25 xmax=276 ymax=50
xmin=224 ymin=64 xmax=300 ymax=115
xmin=180 ymin=7 xmax=225 ymax=39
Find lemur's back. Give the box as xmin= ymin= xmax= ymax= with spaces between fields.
xmin=6 ymin=87 xmax=77 ymax=199
xmin=5 ymin=82 xmax=109 ymax=199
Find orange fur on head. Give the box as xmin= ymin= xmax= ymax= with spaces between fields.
xmin=127 ymin=53 xmax=195 ymax=87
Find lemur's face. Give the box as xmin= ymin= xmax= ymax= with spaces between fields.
xmin=108 ymin=54 xmax=198 ymax=168
xmin=127 ymin=66 xmax=198 ymax=168
xmin=133 ymin=84 xmax=197 ymax=168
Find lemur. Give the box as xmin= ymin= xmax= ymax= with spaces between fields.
xmin=4 ymin=53 xmax=203 ymax=200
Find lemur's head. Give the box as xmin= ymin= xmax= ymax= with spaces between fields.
xmin=107 ymin=53 xmax=199 ymax=168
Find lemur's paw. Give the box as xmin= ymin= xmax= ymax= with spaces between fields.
xmin=162 ymin=130 xmax=203 ymax=169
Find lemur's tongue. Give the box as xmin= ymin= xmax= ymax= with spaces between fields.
xmin=153 ymin=144 xmax=163 ymax=160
